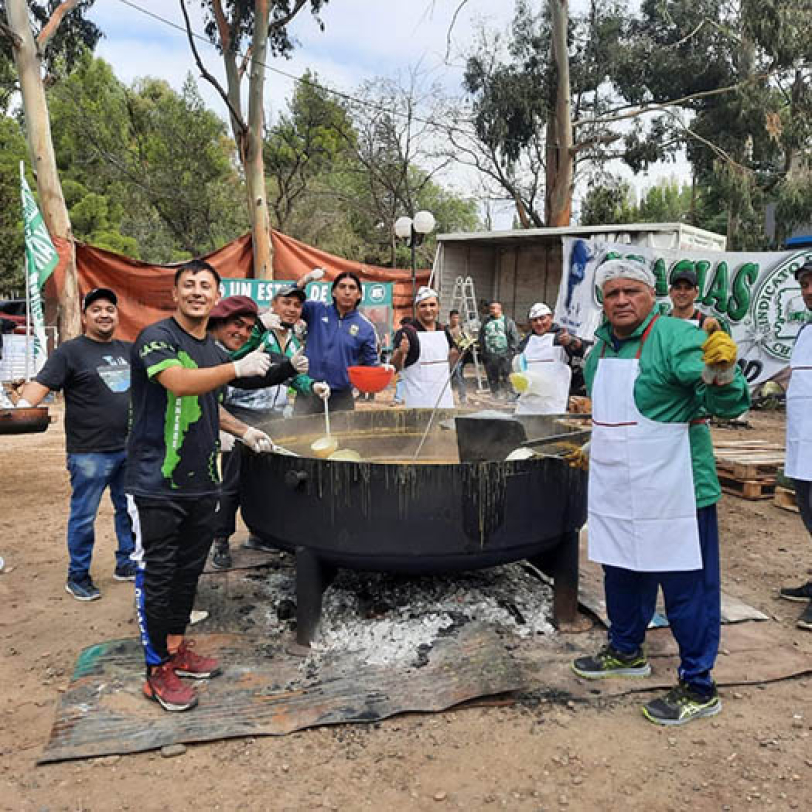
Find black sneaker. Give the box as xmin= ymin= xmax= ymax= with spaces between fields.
xmin=244 ymin=535 xmax=276 ymax=553
xmin=571 ymin=644 xmax=651 ymax=679
xmin=796 ymin=602 xmax=812 ymax=631
xmin=779 ymin=582 xmax=812 ymax=602
xmin=211 ymin=539 xmax=232 ymax=570
xmin=113 ymin=562 xmax=137 ymax=581
xmin=641 ymin=681 xmax=721 ymax=726
xmin=65 ymin=577 xmax=101 ymax=601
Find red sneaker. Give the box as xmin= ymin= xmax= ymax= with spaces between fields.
xmin=143 ymin=662 xmax=198 ymax=712
xmin=170 ymin=639 xmax=222 ymax=679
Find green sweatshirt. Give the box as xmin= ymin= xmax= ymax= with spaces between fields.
xmin=584 ymin=310 xmax=751 ymax=509
xmin=233 ymin=324 xmax=314 ymax=396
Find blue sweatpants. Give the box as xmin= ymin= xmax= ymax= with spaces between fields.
xmin=603 ymin=505 xmax=721 ymax=697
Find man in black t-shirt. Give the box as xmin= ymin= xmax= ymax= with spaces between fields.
xmin=127 ymin=259 xmax=295 ymax=713
xmin=18 ymin=288 xmax=134 ymax=602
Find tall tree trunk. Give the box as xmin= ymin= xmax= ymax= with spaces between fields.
xmin=246 ymin=1 xmax=273 ymax=279
xmin=6 ymin=0 xmax=80 ymax=339
xmin=545 ymin=0 xmax=574 ymax=227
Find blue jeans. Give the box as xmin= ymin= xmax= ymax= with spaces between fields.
xmin=66 ymin=451 xmax=134 ymax=581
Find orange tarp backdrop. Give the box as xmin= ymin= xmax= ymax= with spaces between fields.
xmin=49 ymin=231 xmax=429 ymax=342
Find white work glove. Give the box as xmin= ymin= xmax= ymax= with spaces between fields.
xmin=259 ymin=311 xmax=282 ymax=331
xmin=15 ymin=398 xmax=32 ymax=408
xmin=290 ymin=347 xmax=309 ymax=374
xmin=242 ymin=427 xmax=273 ymax=454
xmin=232 ymin=349 xmax=271 ymax=378
xmin=302 ymin=268 xmax=325 ymax=285
xmin=382 ymin=363 xmax=395 ymax=374
xmin=313 ymin=382 xmax=331 ymax=401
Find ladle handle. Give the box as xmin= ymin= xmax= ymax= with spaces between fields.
xmin=323 ymin=397 xmax=331 ymax=439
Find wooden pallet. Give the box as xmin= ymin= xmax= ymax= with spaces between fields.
xmin=714 ymin=438 xmax=785 ymax=483
xmin=774 ymin=486 xmax=800 ymax=513
xmin=719 ymin=474 xmax=777 ymax=500
xmin=716 ymin=456 xmax=785 ymax=481
xmin=713 ymin=439 xmax=785 ymax=450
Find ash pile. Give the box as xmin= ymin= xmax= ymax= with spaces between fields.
xmin=200 ymin=560 xmax=557 ymax=667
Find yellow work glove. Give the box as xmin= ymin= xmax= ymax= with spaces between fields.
xmin=563 ymin=441 xmax=590 ymax=471
xmin=701 ymin=331 xmax=738 ymax=385
xmin=702 ymin=330 xmax=737 ymax=366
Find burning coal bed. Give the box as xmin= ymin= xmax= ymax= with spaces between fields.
xmin=200 ymin=559 xmax=556 ymax=669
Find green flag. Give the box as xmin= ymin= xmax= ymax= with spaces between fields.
xmin=21 ymin=164 xmax=58 ymax=287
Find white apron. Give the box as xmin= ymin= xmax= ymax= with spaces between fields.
xmin=401 ymin=330 xmax=454 ymax=408
xmin=588 ymin=318 xmax=701 ymax=571
xmin=786 ymin=324 xmax=812 ymax=481
xmin=515 ymin=333 xmax=572 ymax=414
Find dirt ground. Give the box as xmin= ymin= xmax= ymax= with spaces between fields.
xmin=2 ymin=404 xmax=811 ymax=812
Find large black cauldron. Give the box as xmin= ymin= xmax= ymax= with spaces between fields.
xmin=240 ymin=408 xmax=587 ymax=646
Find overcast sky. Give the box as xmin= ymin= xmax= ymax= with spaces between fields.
xmin=86 ymin=0 xmax=681 ymax=228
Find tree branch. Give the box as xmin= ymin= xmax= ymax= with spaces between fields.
xmin=211 ymin=0 xmax=231 ymax=51
xmin=268 ymin=0 xmax=309 ymax=32
xmin=572 ymin=72 xmax=778 ymax=129
xmin=444 ymin=0 xmax=472 ymax=62
xmin=36 ymin=0 xmax=81 ymax=52
xmin=178 ymin=0 xmax=247 ymax=135
xmin=663 ymin=109 xmax=753 ymax=175
xmin=571 ymin=131 xmax=622 ymax=156
xmin=0 ymin=20 xmax=22 ymax=47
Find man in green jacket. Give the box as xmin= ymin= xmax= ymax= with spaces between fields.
xmin=571 ymin=259 xmax=750 ymax=726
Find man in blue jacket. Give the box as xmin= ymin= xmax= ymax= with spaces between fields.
xmin=295 ymin=270 xmax=382 ymax=413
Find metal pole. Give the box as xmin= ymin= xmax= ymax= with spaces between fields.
xmin=410 ymin=229 xmax=417 ymax=318
xmin=24 ymin=255 xmax=32 ymax=381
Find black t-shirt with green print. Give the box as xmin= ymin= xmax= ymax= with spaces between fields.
xmin=126 ymin=317 xmax=229 ymax=498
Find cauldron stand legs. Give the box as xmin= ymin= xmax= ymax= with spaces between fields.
xmin=528 ymin=528 xmax=585 ymax=631
xmin=295 ymin=546 xmax=336 ymax=647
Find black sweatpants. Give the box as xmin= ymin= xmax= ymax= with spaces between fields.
xmin=129 ymin=495 xmax=217 ymax=666
xmin=484 ymin=355 xmax=512 ymax=395
xmin=793 ymin=479 xmax=812 ymax=537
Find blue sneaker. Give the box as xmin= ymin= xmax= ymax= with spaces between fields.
xmin=65 ymin=577 xmax=101 ymax=601
xmin=113 ymin=562 xmax=137 ymax=581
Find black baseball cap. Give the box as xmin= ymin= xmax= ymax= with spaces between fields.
xmin=794 ymin=258 xmax=812 ymax=280
xmin=670 ymin=269 xmax=698 ymax=288
xmin=274 ymin=284 xmax=306 ymax=302
xmin=82 ymin=287 xmax=118 ymax=310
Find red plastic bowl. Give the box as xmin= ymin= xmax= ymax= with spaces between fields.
xmin=347 ymin=365 xmax=394 ymax=393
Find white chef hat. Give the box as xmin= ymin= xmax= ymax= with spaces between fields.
xmin=595 ymin=259 xmax=656 ymax=290
xmin=414 ymin=286 xmax=439 ymax=305
xmin=528 ymin=302 xmax=552 ymax=319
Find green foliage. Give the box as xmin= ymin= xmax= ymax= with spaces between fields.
xmin=0 ymin=115 xmax=28 ymax=291
xmin=197 ymin=0 xmax=329 ymax=58
xmin=47 ymin=55 xmax=246 ymax=261
xmin=461 ymin=0 xmax=628 ymax=225
xmin=638 ymin=179 xmax=693 ymax=223
xmin=0 ymin=1 xmax=101 ymax=78
xmin=580 ymin=176 xmax=637 ymax=225
xmin=264 ymin=70 xmax=355 ymax=232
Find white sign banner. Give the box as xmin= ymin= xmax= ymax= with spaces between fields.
xmin=556 ymin=237 xmax=812 ymax=387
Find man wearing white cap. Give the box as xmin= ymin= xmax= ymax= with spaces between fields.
xmin=570 ymin=258 xmax=750 ymax=726
xmin=391 ymin=286 xmax=457 ymax=408
xmin=513 ymin=302 xmax=588 ymax=414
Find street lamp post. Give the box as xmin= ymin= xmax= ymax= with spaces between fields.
xmin=394 ymin=210 xmax=436 ymax=317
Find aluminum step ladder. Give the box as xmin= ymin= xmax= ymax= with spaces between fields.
xmin=448 ymin=276 xmax=487 ymax=392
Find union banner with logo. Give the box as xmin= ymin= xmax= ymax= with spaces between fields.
xmin=556 ymin=237 xmax=812 ymax=387
xmin=220 ymin=278 xmax=395 ymax=350
xmin=20 ymin=163 xmax=58 ymax=374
